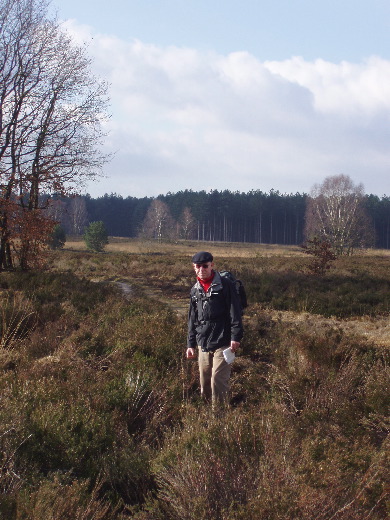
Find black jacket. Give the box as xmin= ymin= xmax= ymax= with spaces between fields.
xmin=187 ymin=271 xmax=244 ymax=352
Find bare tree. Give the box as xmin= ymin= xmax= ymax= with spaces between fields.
xmin=44 ymin=196 xmax=68 ymax=228
xmin=179 ymin=207 xmax=196 ymax=240
xmin=305 ymin=174 xmax=374 ymax=255
xmin=141 ymin=199 xmax=176 ymax=242
xmin=0 ymin=0 xmax=109 ymax=269
xmin=68 ymin=196 xmax=88 ymax=235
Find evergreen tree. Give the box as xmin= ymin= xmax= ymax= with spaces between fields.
xmin=84 ymin=221 xmax=108 ymax=252
xmin=48 ymin=224 xmax=66 ymax=250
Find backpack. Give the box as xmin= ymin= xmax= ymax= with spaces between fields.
xmin=219 ymin=270 xmax=248 ymax=313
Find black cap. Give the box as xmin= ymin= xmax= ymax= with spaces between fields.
xmin=192 ymin=251 xmax=213 ymax=263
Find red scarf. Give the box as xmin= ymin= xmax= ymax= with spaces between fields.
xmin=197 ymin=271 xmax=215 ymax=293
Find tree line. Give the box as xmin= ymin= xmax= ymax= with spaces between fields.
xmin=50 ymin=187 xmax=390 ymax=249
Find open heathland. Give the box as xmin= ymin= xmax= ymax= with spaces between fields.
xmin=0 ymin=240 xmax=389 ymax=519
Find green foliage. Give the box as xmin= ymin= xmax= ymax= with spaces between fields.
xmin=84 ymin=221 xmax=109 ymax=252
xmin=47 ymin=225 xmax=66 ymax=250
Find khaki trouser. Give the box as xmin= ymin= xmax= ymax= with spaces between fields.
xmin=198 ymin=346 xmax=231 ymax=403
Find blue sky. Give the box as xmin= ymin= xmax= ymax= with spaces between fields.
xmin=52 ymin=0 xmax=390 ymax=197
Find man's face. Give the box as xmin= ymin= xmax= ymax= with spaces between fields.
xmin=193 ymin=262 xmax=214 ymax=280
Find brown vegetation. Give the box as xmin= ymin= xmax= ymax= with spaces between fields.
xmin=0 ymin=240 xmax=388 ymax=519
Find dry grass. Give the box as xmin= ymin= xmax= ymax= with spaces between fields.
xmin=263 ymin=309 xmax=390 ymax=348
xmin=64 ymin=236 xmax=306 ymax=257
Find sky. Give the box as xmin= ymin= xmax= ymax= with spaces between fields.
xmin=51 ymin=0 xmax=390 ymax=198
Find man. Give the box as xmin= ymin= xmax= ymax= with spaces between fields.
xmin=186 ymin=251 xmax=244 ymax=403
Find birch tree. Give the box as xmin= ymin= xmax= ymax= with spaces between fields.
xmin=141 ymin=199 xmax=176 ymax=241
xmin=179 ymin=207 xmax=195 ymax=240
xmin=305 ymin=174 xmax=374 ymax=255
xmin=68 ymin=196 xmax=88 ymax=235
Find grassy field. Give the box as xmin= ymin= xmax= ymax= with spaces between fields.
xmin=64 ymin=236 xmax=309 ymax=256
xmin=64 ymin=236 xmax=390 ymax=255
xmin=0 ymin=239 xmax=389 ymax=519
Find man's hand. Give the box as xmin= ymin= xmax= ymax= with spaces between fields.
xmin=186 ymin=347 xmax=197 ymax=359
xmin=230 ymin=341 xmax=240 ymax=353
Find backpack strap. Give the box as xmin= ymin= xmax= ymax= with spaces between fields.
xmin=196 ymin=286 xmax=205 ymax=320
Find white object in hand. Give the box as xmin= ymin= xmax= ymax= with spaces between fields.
xmin=223 ymin=347 xmax=235 ymax=364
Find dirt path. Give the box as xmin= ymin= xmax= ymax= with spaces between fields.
xmin=115 ymin=280 xmax=188 ymax=317
xmin=115 ymin=281 xmax=133 ymax=299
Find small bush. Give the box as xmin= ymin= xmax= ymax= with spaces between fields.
xmin=47 ymin=225 xmax=66 ymax=250
xmin=153 ymin=408 xmax=264 ymax=520
xmin=84 ymin=221 xmax=109 ymax=252
xmin=301 ymin=237 xmax=337 ymax=275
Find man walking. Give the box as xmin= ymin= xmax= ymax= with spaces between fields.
xmin=186 ymin=251 xmax=244 ymax=404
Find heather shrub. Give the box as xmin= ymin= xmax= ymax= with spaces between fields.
xmin=0 ymin=271 xmax=113 ymax=319
xmin=0 ymin=428 xmax=26 ymax=517
xmin=15 ymin=474 xmax=118 ymax=520
xmin=3 ymin=354 xmax=113 ymax=477
xmin=360 ymin=356 xmax=390 ymax=444
xmin=226 ymin=253 xmax=389 ymax=318
xmin=1 ymin=245 xmax=388 ymax=519
xmin=243 ymin=270 xmax=390 ymax=317
xmin=100 ymin=438 xmax=154 ymax=507
xmin=152 ymin=407 xmax=265 ymax=520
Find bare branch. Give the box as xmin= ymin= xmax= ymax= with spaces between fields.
xmin=305 ymin=174 xmax=374 ymax=255
xmin=0 ymin=0 xmax=110 ymax=269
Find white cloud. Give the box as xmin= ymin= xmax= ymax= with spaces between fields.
xmin=63 ymin=20 xmax=390 ymax=197
xmin=264 ymin=55 xmax=390 ymax=116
